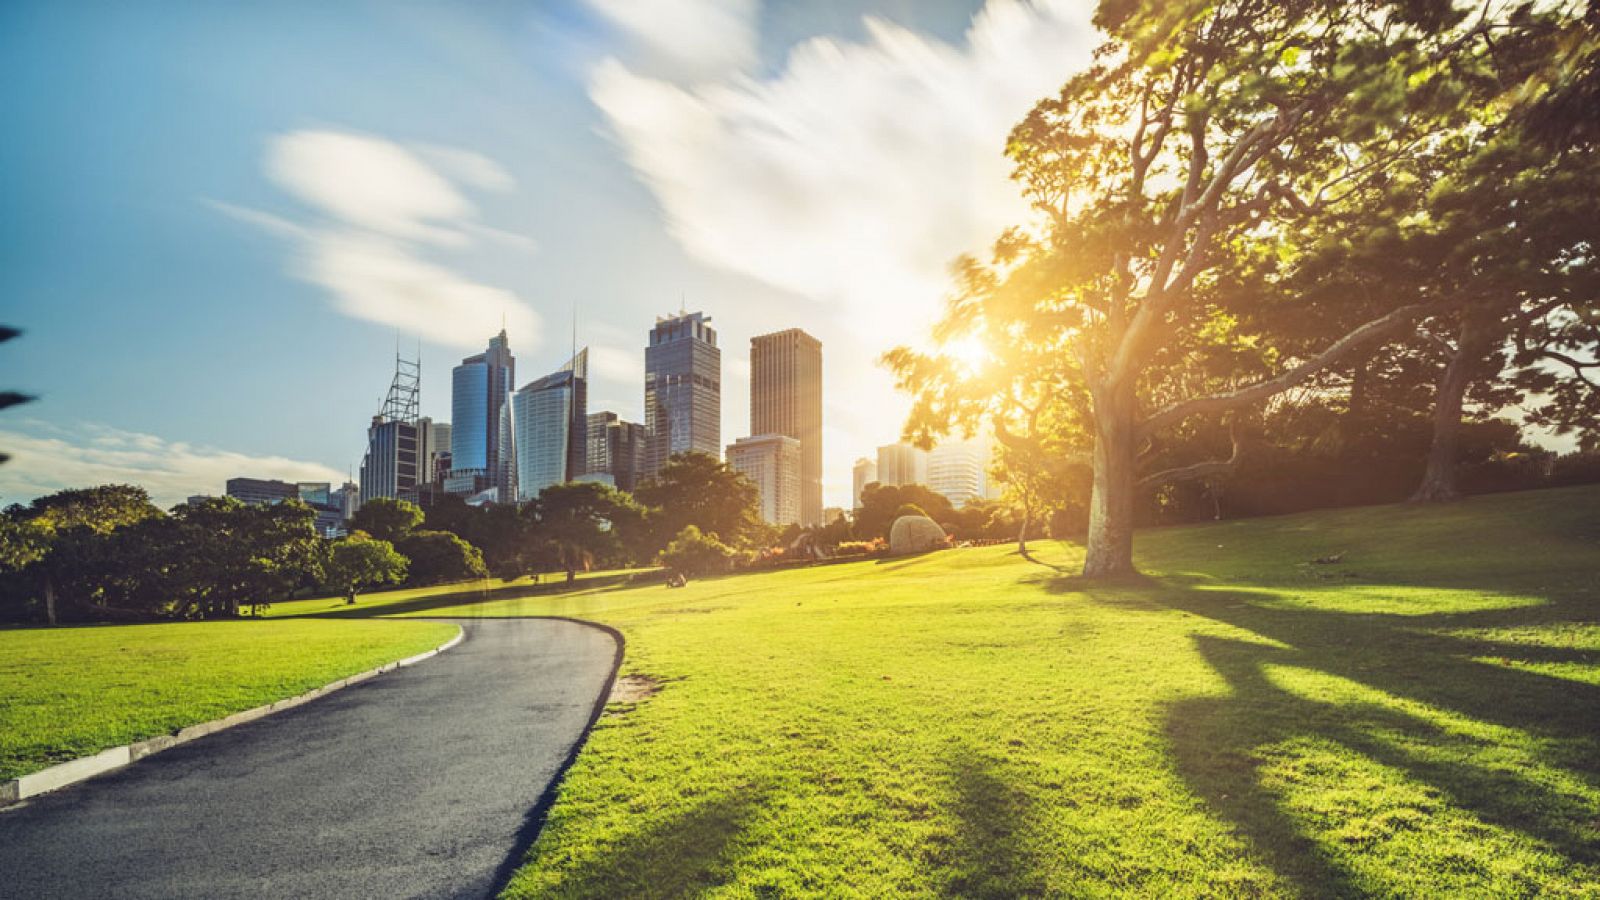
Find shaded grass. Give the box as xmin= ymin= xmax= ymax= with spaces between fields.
xmin=282 ymin=487 xmax=1600 ymax=895
xmin=0 ymin=618 xmax=456 ymax=780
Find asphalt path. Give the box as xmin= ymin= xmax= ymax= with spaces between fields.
xmin=0 ymin=617 xmax=620 ymax=900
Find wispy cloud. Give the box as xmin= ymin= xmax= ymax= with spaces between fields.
xmin=0 ymin=420 xmax=344 ymax=509
xmin=217 ymin=129 xmax=541 ymax=350
xmin=585 ymin=0 xmax=758 ymax=83
xmin=588 ymin=0 xmax=1095 ymax=341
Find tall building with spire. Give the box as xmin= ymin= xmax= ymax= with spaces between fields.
xmin=513 ymin=348 xmax=588 ymax=502
xmin=359 ymin=353 xmax=421 ymax=504
xmin=644 ymin=311 xmax=720 ymax=477
xmin=750 ymin=328 xmax=823 ymax=526
xmin=447 ymin=329 xmax=516 ymax=501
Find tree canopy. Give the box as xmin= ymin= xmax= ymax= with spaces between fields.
xmin=890 ymin=0 xmax=1597 ymax=576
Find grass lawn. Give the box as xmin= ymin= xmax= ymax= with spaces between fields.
xmin=0 ymin=618 xmax=457 ymax=781
xmin=326 ymin=485 xmax=1598 ymax=897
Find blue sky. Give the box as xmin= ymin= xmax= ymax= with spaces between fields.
xmin=0 ymin=0 xmax=1098 ymax=508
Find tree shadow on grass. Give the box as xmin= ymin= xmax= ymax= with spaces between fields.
xmin=287 ymin=575 xmax=635 ymax=620
xmin=941 ymin=749 xmax=1052 ymax=898
xmin=507 ymin=787 xmax=766 ymax=899
xmin=1073 ymin=575 xmax=1600 ymax=896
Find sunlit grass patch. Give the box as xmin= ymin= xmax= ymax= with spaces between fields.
xmin=0 ymin=618 xmax=456 ymax=780
xmin=246 ymin=485 xmax=1598 ymax=896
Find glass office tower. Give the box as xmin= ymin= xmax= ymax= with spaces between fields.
xmin=513 ymin=349 xmax=588 ymax=502
xmin=449 ymin=329 xmax=515 ymax=499
xmin=644 ymin=311 xmax=720 ymax=477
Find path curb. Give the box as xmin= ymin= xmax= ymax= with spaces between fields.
xmin=0 ymin=625 xmax=465 ymax=809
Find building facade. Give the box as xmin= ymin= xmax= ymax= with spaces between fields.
xmin=416 ymin=417 xmax=451 ymax=486
xmin=225 ymin=477 xmax=298 ymax=506
xmin=513 ymin=349 xmax=588 ymax=502
xmin=586 ymin=411 xmax=648 ymax=492
xmin=928 ymin=441 xmax=987 ymax=508
xmin=750 ymin=328 xmax=823 ymax=527
xmin=876 ymin=443 xmax=927 ymax=488
xmin=450 ymin=330 xmax=515 ymax=499
xmin=727 ymin=433 xmax=801 ymax=527
xmin=359 ymin=417 xmax=420 ymax=504
xmin=360 ymin=353 xmax=422 ymax=505
xmin=644 ymin=311 xmax=721 ymax=476
xmin=851 ymin=457 xmax=878 ymax=510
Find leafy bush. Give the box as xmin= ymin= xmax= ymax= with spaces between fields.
xmin=893 ymin=503 xmax=929 ymax=520
xmin=657 ymin=525 xmax=737 ymax=577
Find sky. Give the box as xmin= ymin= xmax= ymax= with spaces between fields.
xmin=0 ymin=0 xmax=1100 ymax=509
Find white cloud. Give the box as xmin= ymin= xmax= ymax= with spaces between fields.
xmin=219 ymin=129 xmax=542 ymax=350
xmin=0 ymin=421 xmax=344 ymax=509
xmin=585 ymin=0 xmax=758 ymax=83
xmin=588 ymin=0 xmax=1096 ymax=341
xmin=301 ymin=232 xmax=538 ymax=347
xmin=588 ymin=0 xmax=1096 ymax=505
xmin=268 ymin=130 xmax=473 ymax=245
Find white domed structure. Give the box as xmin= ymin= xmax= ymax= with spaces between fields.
xmin=889 ymin=515 xmax=947 ymax=556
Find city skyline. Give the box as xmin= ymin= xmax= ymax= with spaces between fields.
xmin=0 ymin=0 xmax=1108 ymax=511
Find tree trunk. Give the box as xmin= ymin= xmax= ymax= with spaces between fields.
xmin=346 ymin=590 xmax=357 ymax=605
xmin=1082 ymin=383 xmax=1138 ymax=578
xmin=1411 ymin=317 xmax=1488 ymax=504
xmin=44 ymin=576 xmax=57 ymax=626
xmin=565 ymin=568 xmax=576 ymax=586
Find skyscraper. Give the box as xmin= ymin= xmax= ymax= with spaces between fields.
xmin=644 ymin=311 xmax=720 ymax=476
xmin=727 ymin=434 xmax=801 ymax=526
xmin=416 ymin=417 xmax=451 ymax=486
xmin=513 ymin=349 xmax=588 ymax=502
xmin=359 ymin=354 xmax=421 ymax=504
xmin=851 ymin=457 xmax=878 ymax=510
xmin=750 ymin=328 xmax=823 ymax=527
xmin=876 ymin=442 xmax=927 ymax=487
xmin=586 ymin=411 xmax=648 ymax=492
xmin=928 ymin=440 xmax=988 ymax=508
xmin=449 ymin=330 xmax=515 ymax=499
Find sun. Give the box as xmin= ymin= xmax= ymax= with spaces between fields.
xmin=941 ymin=334 xmax=990 ymax=377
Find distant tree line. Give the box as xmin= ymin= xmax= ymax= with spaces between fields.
xmin=0 ymin=452 xmax=845 ymax=623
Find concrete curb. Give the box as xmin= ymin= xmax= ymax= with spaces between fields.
xmin=0 ymin=625 xmax=466 ymax=809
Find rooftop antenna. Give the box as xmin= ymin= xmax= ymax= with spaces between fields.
xmin=571 ymin=302 xmax=577 ymax=364
xmin=680 ymin=292 xmax=686 ymax=316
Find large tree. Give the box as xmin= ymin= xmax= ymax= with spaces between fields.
xmin=634 ymin=452 xmax=763 ymax=551
xmin=325 ymin=533 xmax=408 ymax=604
xmin=534 ymin=481 xmax=643 ymax=585
xmin=350 ymin=497 xmax=425 ymax=544
xmin=894 ymin=0 xmax=1547 ymax=576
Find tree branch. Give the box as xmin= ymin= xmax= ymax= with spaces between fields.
xmin=1137 ymin=427 xmax=1246 ymax=489
xmin=1140 ymin=303 xmax=1432 ymax=438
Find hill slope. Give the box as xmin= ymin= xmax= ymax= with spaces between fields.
xmin=485 ymin=487 xmax=1599 ymax=897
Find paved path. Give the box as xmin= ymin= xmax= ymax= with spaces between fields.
xmin=0 ymin=618 xmax=619 ymax=900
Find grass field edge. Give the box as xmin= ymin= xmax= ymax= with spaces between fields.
xmin=0 ymin=623 xmax=467 ymax=808
xmin=488 ymin=615 xmax=628 ymax=896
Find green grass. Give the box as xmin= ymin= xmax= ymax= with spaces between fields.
xmin=318 ymin=485 xmax=1599 ymax=898
xmin=0 ymin=618 xmax=456 ymax=781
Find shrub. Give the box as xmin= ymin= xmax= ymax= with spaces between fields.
xmin=893 ymin=503 xmax=929 ymax=520
xmin=657 ymin=525 xmax=737 ymax=577
xmin=833 ymin=540 xmax=883 ymax=558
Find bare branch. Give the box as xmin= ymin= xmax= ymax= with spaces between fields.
xmin=1140 ymin=303 xmax=1433 ymax=437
